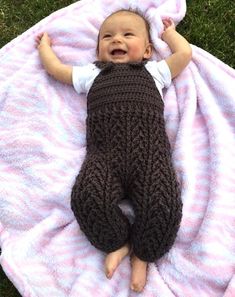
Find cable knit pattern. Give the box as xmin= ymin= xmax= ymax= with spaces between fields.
xmin=71 ymin=62 xmax=182 ymax=262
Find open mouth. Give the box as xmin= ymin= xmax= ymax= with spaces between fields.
xmin=111 ymin=49 xmax=127 ymax=56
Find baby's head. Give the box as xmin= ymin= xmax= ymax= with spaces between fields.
xmin=97 ymin=9 xmax=153 ymax=63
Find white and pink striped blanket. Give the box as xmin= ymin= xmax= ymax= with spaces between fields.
xmin=0 ymin=0 xmax=235 ymax=296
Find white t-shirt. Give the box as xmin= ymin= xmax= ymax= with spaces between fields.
xmin=72 ymin=60 xmax=171 ymax=98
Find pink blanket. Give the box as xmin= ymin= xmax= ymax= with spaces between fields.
xmin=0 ymin=0 xmax=235 ymax=296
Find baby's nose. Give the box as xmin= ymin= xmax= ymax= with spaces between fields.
xmin=112 ymin=35 xmax=122 ymax=43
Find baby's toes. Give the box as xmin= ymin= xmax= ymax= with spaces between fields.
xmin=105 ymin=266 xmax=115 ymax=279
xmin=131 ymin=281 xmax=144 ymax=293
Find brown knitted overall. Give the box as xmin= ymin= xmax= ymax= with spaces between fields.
xmin=71 ymin=62 xmax=182 ymax=262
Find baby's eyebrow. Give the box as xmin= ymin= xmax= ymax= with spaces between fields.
xmin=100 ymin=28 xmax=112 ymax=34
xmin=121 ymin=27 xmax=135 ymax=31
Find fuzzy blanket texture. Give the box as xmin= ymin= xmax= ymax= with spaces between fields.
xmin=0 ymin=0 xmax=235 ymax=296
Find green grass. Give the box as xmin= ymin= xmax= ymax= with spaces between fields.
xmin=0 ymin=0 xmax=234 ymax=296
xmin=178 ymin=0 xmax=235 ymax=68
xmin=0 ymin=0 xmax=77 ymax=46
xmin=0 ymin=266 xmax=21 ymax=297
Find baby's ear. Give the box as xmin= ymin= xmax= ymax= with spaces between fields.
xmin=144 ymin=43 xmax=153 ymax=59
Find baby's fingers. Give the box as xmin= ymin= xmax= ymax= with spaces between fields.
xmin=35 ymin=33 xmax=43 ymax=43
xmin=162 ymin=18 xmax=175 ymax=29
xmin=35 ymin=32 xmax=44 ymax=48
xmin=162 ymin=19 xmax=170 ymax=26
xmin=35 ymin=32 xmax=51 ymax=48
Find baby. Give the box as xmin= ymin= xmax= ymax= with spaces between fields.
xmin=36 ymin=9 xmax=191 ymax=293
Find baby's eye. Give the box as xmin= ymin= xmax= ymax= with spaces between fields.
xmin=103 ymin=34 xmax=111 ymax=39
xmin=124 ymin=32 xmax=134 ymax=36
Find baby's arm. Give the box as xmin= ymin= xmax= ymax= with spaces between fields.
xmin=161 ymin=19 xmax=192 ymax=79
xmin=36 ymin=32 xmax=72 ymax=84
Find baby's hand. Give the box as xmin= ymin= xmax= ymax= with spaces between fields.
xmin=162 ymin=18 xmax=175 ymax=31
xmin=161 ymin=18 xmax=176 ymax=40
xmin=35 ymin=32 xmax=51 ymax=48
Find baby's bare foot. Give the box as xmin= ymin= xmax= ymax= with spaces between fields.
xmin=105 ymin=243 xmax=130 ymax=279
xmin=130 ymin=255 xmax=148 ymax=292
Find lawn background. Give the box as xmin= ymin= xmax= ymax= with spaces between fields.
xmin=0 ymin=0 xmax=234 ymax=296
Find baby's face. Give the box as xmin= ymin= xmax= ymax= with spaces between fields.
xmin=97 ymin=12 xmax=152 ymax=63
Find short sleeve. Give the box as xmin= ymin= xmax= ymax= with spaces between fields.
xmin=72 ymin=63 xmax=100 ymax=94
xmin=145 ymin=60 xmax=172 ymax=96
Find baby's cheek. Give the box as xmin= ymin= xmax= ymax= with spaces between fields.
xmin=129 ymin=46 xmax=143 ymax=60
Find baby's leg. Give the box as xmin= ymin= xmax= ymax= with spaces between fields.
xmin=130 ymin=166 xmax=182 ymax=262
xmin=129 ymin=123 xmax=182 ymax=262
xmin=71 ymin=154 xmax=131 ymax=255
xmin=127 ymin=166 xmax=181 ymax=292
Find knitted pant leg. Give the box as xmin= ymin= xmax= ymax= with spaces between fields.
xmin=130 ymin=163 xmax=182 ymax=262
xmin=71 ymin=153 xmax=131 ymax=253
xmin=130 ymin=172 xmax=182 ymax=262
xmin=129 ymin=115 xmax=182 ymax=263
